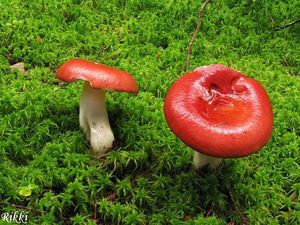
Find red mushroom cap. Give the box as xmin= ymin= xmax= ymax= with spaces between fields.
xmin=164 ymin=64 xmax=273 ymax=158
xmin=56 ymin=59 xmax=138 ymax=93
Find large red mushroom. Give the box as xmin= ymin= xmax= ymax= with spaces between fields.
xmin=164 ymin=64 xmax=273 ymax=169
xmin=56 ymin=59 xmax=138 ymax=157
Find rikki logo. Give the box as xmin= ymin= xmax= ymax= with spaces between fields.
xmin=1 ymin=211 xmax=28 ymax=224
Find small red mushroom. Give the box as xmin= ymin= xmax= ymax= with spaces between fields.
xmin=56 ymin=59 xmax=138 ymax=157
xmin=164 ymin=64 xmax=273 ymax=169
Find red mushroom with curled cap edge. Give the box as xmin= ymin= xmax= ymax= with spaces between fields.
xmin=164 ymin=64 xmax=273 ymax=169
xmin=56 ymin=59 xmax=138 ymax=157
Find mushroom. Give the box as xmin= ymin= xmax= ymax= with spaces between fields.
xmin=56 ymin=59 xmax=138 ymax=157
xmin=163 ymin=64 xmax=273 ymax=169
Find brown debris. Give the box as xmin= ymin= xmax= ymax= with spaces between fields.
xmin=10 ymin=62 xmax=26 ymax=73
xmin=105 ymin=192 xmax=116 ymax=202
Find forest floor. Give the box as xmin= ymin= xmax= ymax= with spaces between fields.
xmin=0 ymin=0 xmax=299 ymax=224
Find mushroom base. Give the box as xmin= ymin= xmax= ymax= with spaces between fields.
xmin=192 ymin=151 xmax=223 ymax=169
xmin=79 ymin=81 xmax=115 ymax=157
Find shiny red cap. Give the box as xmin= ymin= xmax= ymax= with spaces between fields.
xmin=164 ymin=64 xmax=273 ymax=158
xmin=57 ymin=59 xmax=138 ymax=93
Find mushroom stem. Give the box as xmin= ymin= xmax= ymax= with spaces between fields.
xmin=192 ymin=151 xmax=223 ymax=169
xmin=79 ymin=81 xmax=114 ymax=157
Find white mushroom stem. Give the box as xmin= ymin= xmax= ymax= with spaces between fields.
xmin=192 ymin=151 xmax=223 ymax=169
xmin=79 ymin=81 xmax=114 ymax=157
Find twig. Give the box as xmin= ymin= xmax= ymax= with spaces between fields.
xmin=228 ymin=189 xmax=241 ymax=216
xmin=228 ymin=188 xmax=250 ymax=225
xmin=273 ymin=18 xmax=300 ymax=31
xmin=268 ymin=14 xmax=275 ymax=24
xmin=0 ymin=201 xmax=44 ymax=214
xmin=93 ymin=200 xmax=97 ymax=220
xmin=186 ymin=0 xmax=210 ymax=72
xmin=206 ymin=206 xmax=214 ymax=216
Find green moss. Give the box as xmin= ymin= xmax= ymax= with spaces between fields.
xmin=0 ymin=0 xmax=299 ymax=224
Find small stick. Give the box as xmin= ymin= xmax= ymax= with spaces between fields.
xmin=268 ymin=14 xmax=275 ymax=24
xmin=186 ymin=0 xmax=210 ymax=72
xmin=0 ymin=201 xmax=43 ymax=214
xmin=228 ymin=189 xmax=241 ymax=216
xmin=93 ymin=201 xmax=97 ymax=220
xmin=206 ymin=206 xmax=213 ymax=216
xmin=228 ymin=188 xmax=250 ymax=225
xmin=273 ymin=18 xmax=300 ymax=31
